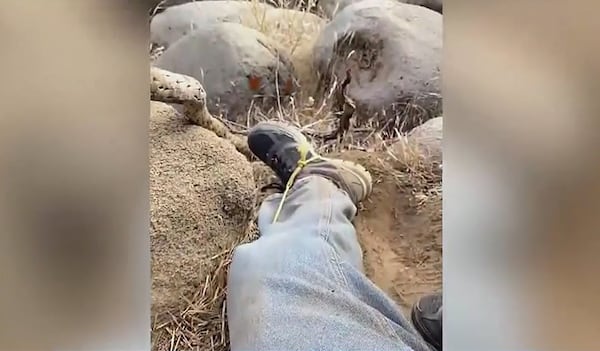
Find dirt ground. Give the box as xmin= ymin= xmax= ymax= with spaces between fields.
xmin=152 ymin=146 xmax=442 ymax=351
xmin=253 ymin=150 xmax=443 ymax=311
xmin=340 ymin=151 xmax=442 ymax=313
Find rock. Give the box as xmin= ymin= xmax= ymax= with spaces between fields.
xmin=400 ymin=0 xmax=442 ymax=13
xmin=248 ymin=8 xmax=325 ymax=56
xmin=392 ymin=116 xmax=442 ymax=172
xmin=313 ymin=0 xmax=442 ymax=132
xmin=248 ymin=9 xmax=325 ymax=96
xmin=150 ymin=1 xmax=273 ymax=49
xmin=146 ymin=0 xmax=193 ymax=13
xmin=150 ymin=101 xmax=255 ymax=314
xmin=151 ymin=3 xmax=324 ymax=97
xmin=147 ymin=0 xmax=316 ymax=16
xmin=154 ymin=22 xmax=297 ymax=122
xmin=408 ymin=116 xmax=442 ymax=166
xmin=318 ymin=0 xmax=442 ymax=18
xmin=316 ymin=0 xmax=356 ymax=17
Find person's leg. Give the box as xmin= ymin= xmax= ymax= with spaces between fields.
xmin=227 ymin=122 xmax=432 ymax=351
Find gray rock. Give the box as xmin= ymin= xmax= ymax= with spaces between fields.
xmin=408 ymin=116 xmax=443 ymax=166
xmin=401 ymin=0 xmax=442 ymax=13
xmin=251 ymin=8 xmax=325 ymax=95
xmin=147 ymin=0 xmax=195 ymax=12
xmin=313 ymin=0 xmax=442 ymax=132
xmin=154 ymin=22 xmax=297 ymax=121
xmin=316 ymin=0 xmax=356 ymax=17
xmin=318 ymin=0 xmax=442 ymax=18
xmin=390 ymin=116 xmax=442 ymax=173
xmin=147 ymin=0 xmax=317 ymax=15
xmin=150 ymin=1 xmax=273 ymax=48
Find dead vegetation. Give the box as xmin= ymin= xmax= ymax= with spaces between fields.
xmin=150 ymin=1 xmax=442 ymax=350
xmin=151 ymin=224 xmax=259 ymax=351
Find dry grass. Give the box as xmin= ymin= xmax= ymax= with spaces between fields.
xmin=380 ymin=145 xmax=442 ymax=210
xmin=151 ymin=140 xmax=440 ymax=351
xmin=242 ymin=0 xmax=326 ymax=99
xmin=150 ymin=2 xmax=442 ymax=350
xmin=151 ymin=224 xmax=259 ymax=351
xmin=151 ymin=109 xmax=440 ymax=351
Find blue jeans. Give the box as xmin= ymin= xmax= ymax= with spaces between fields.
xmin=227 ymin=176 xmax=432 ymax=351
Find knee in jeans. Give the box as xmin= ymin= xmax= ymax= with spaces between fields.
xmin=231 ymin=243 xmax=264 ymax=274
xmin=231 ymin=240 xmax=281 ymax=276
xmin=231 ymin=243 xmax=253 ymax=265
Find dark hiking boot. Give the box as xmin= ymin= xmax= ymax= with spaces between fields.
xmin=411 ymin=292 xmax=443 ymax=351
xmin=247 ymin=121 xmax=372 ymax=205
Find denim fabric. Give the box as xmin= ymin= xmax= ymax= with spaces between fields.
xmin=227 ymin=176 xmax=432 ymax=351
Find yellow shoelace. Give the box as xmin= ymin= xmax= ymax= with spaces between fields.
xmin=272 ymin=143 xmax=321 ymax=223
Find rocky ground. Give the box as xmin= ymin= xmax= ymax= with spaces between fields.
xmin=148 ymin=0 xmax=442 ymax=350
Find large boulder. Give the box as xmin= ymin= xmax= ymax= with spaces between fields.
xmin=151 ymin=3 xmax=324 ymax=97
xmin=146 ymin=0 xmax=194 ymax=13
xmin=150 ymin=1 xmax=273 ymax=49
xmin=401 ymin=0 xmax=442 ymax=13
xmin=318 ymin=0 xmax=442 ymax=18
xmin=150 ymin=101 xmax=256 ymax=314
xmin=250 ymin=8 xmax=325 ymax=96
xmin=313 ymin=0 xmax=442 ymax=132
xmin=147 ymin=0 xmax=318 ymax=16
xmin=316 ymin=0 xmax=355 ymax=17
xmin=154 ymin=22 xmax=297 ymax=122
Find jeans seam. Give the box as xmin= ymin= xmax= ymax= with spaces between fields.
xmin=339 ymin=262 xmax=404 ymax=342
xmin=318 ymin=183 xmax=350 ymax=288
xmin=383 ymin=317 xmax=409 ymax=344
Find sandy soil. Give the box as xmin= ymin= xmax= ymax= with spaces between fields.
xmin=340 ymin=151 xmax=442 ymax=313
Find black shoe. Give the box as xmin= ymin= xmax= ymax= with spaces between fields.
xmin=247 ymin=121 xmax=372 ymax=205
xmin=411 ymin=293 xmax=442 ymax=351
